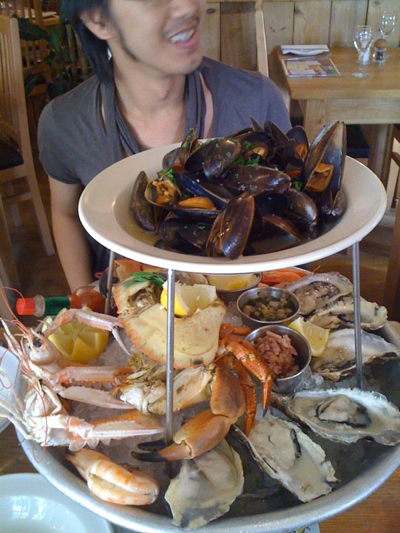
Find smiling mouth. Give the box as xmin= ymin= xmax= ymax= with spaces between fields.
xmin=169 ymin=28 xmax=196 ymax=44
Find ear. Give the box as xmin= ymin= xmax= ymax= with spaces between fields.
xmin=80 ymin=8 xmax=114 ymax=40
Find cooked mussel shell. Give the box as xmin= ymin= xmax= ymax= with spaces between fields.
xmin=171 ymin=196 xmax=219 ymax=220
xmin=286 ymin=125 xmax=309 ymax=161
xmin=222 ymin=166 xmax=291 ymax=196
xmin=130 ymin=171 xmax=162 ymax=231
xmin=285 ymin=189 xmax=318 ymax=233
xmin=158 ymin=215 xmax=212 ymax=251
xmin=304 ymin=120 xmax=346 ymax=197
xmin=162 ymin=128 xmax=199 ymax=170
xmin=145 ymin=174 xmax=181 ymax=207
xmin=185 ymin=137 xmax=242 ymax=178
xmin=206 ymin=192 xmax=255 ymax=259
xmin=320 ymin=188 xmax=347 ymax=223
xmin=174 ymin=171 xmax=232 ymax=209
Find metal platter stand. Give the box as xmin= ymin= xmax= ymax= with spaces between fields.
xmin=22 ymin=151 xmax=398 ymax=532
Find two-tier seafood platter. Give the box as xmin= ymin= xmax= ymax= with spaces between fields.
xmin=1 ymin=121 xmax=399 ymax=533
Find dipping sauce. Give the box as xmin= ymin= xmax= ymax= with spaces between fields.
xmin=242 ymin=293 xmax=297 ymax=322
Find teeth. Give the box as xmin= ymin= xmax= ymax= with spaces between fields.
xmin=169 ymin=29 xmax=194 ymax=43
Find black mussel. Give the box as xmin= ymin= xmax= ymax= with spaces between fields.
xmin=286 ymin=125 xmax=309 ymax=161
xmin=162 ymin=128 xmax=199 ymax=170
xmin=304 ymin=121 xmax=346 ymax=196
xmin=255 ymin=192 xmax=288 ymax=217
xmin=320 ymin=188 xmax=347 ymax=222
xmin=262 ymin=120 xmax=290 ymax=146
xmin=171 ymin=196 xmax=219 ymax=220
xmin=261 ymin=213 xmax=304 ymax=241
xmin=130 ymin=171 xmax=161 ymax=231
xmin=206 ymin=192 xmax=255 ymax=259
xmin=222 ymin=166 xmax=291 ymax=196
xmin=185 ymin=137 xmax=242 ymax=178
xmin=174 ymin=170 xmax=232 ymax=209
xmin=285 ymin=189 xmax=318 ymax=234
xmin=158 ymin=215 xmax=211 ymax=252
xmin=145 ymin=173 xmax=181 ymax=207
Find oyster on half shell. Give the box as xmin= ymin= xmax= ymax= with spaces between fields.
xmin=273 ymin=388 xmax=400 ymax=446
xmin=237 ymin=414 xmax=336 ymax=502
xmin=286 ymin=272 xmax=353 ymax=315
xmin=311 ymin=328 xmax=400 ymax=381
xmin=165 ymin=439 xmax=243 ymax=530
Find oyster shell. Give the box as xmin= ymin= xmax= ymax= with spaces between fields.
xmin=308 ymin=296 xmax=387 ymax=330
xmin=286 ymin=272 xmax=353 ymax=315
xmin=241 ymin=414 xmax=336 ymax=502
xmin=311 ymin=328 xmax=400 ymax=381
xmin=165 ymin=439 xmax=243 ymax=529
xmin=273 ymin=388 xmax=400 ymax=445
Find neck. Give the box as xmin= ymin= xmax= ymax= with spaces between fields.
xmin=113 ymin=61 xmax=187 ymax=149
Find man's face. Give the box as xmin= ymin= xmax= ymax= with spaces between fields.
xmin=107 ymin=0 xmax=205 ymax=76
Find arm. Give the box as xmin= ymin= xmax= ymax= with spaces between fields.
xmin=49 ymin=177 xmax=93 ymax=292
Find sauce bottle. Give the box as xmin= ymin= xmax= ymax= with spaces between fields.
xmin=16 ymin=287 xmax=105 ymax=317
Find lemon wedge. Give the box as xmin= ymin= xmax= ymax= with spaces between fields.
xmin=206 ymin=274 xmax=256 ymax=291
xmin=160 ymin=283 xmax=217 ymax=317
xmin=288 ymin=316 xmax=329 ymax=357
xmin=48 ymin=320 xmax=109 ymax=363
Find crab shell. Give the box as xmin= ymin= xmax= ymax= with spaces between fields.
xmin=120 ymin=304 xmax=226 ymax=369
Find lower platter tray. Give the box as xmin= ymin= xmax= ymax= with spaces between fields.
xmin=19 ymin=323 xmax=400 ymax=533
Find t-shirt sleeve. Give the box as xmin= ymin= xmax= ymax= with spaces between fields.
xmin=259 ymin=76 xmax=292 ymax=133
xmin=37 ymin=101 xmax=82 ymax=185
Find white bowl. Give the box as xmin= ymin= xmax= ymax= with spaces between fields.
xmin=0 ymin=473 xmax=113 ymax=533
xmin=0 ymin=346 xmax=20 ymax=433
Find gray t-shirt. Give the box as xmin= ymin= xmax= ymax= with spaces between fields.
xmin=38 ymin=57 xmax=291 ymax=272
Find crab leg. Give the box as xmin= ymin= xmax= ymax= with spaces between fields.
xmin=219 ymin=335 xmax=273 ymax=410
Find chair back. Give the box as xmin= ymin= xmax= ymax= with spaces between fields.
xmin=0 ymin=14 xmax=25 ymax=148
xmin=202 ymin=0 xmax=268 ymax=76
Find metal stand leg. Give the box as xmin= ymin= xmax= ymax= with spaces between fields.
xmin=105 ymin=250 xmax=115 ymax=315
xmin=352 ymin=242 xmax=363 ymax=389
xmin=165 ymin=269 xmax=176 ymax=444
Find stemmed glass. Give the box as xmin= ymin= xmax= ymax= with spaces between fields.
xmin=352 ymin=25 xmax=373 ymax=78
xmin=379 ymin=11 xmax=396 ymax=39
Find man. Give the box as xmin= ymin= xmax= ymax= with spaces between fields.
xmin=38 ymin=0 xmax=290 ymax=290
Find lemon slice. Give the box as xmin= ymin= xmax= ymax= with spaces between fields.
xmin=206 ymin=274 xmax=256 ymax=291
xmin=160 ymin=283 xmax=217 ymax=317
xmin=288 ymin=316 xmax=329 ymax=357
xmin=48 ymin=320 xmax=109 ymax=363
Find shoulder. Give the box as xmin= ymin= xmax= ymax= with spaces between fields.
xmin=39 ymin=76 xmax=100 ymax=129
xmin=200 ymin=57 xmax=291 ymax=134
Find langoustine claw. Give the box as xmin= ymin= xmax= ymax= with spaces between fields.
xmin=67 ymin=448 xmax=159 ymax=505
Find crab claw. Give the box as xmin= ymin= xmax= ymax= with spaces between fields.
xmin=136 ymin=367 xmax=245 ymax=462
xmin=67 ymin=448 xmax=159 ymax=505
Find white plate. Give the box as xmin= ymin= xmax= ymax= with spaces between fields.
xmin=0 ymin=473 xmax=113 ymax=533
xmin=79 ymin=150 xmax=386 ymax=274
xmin=0 ymin=346 xmax=20 ymax=433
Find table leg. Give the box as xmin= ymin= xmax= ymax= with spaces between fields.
xmin=301 ymin=100 xmax=327 ymax=141
xmin=368 ymin=124 xmax=393 ymax=186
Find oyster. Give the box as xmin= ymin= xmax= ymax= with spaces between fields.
xmin=165 ymin=439 xmax=243 ymax=529
xmin=273 ymin=388 xmax=400 ymax=445
xmin=308 ymin=296 xmax=387 ymax=330
xmin=311 ymin=328 xmax=400 ymax=381
xmin=286 ymin=272 xmax=353 ymax=315
xmin=241 ymin=414 xmax=336 ymax=502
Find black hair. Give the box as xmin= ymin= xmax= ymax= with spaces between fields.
xmin=60 ymin=0 xmax=112 ymax=82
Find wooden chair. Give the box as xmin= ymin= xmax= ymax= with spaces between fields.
xmin=0 ymin=14 xmax=55 ymax=288
xmin=202 ymin=0 xmax=268 ymax=76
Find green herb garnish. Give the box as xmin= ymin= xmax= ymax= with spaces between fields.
xmin=123 ymin=272 xmax=166 ymax=288
xmin=292 ymin=180 xmax=303 ymax=191
xmin=158 ymin=167 xmax=176 ymax=184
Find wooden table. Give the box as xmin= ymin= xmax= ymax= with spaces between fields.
xmin=276 ymin=47 xmax=400 ymax=184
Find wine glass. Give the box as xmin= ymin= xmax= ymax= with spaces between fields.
xmin=352 ymin=25 xmax=373 ymax=77
xmin=379 ymin=11 xmax=396 ymax=39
